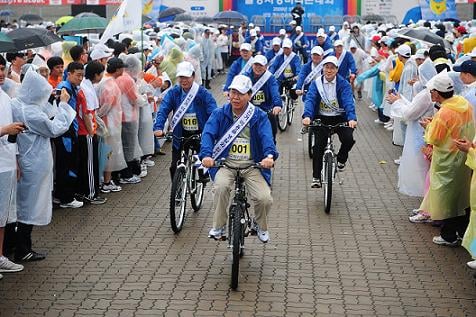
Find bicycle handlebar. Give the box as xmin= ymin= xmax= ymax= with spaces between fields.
xmin=213 ymin=159 xmax=268 ymax=170
xmin=308 ymin=120 xmax=349 ymax=129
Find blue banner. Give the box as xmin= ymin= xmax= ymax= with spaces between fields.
xmin=235 ymin=0 xmax=344 ymax=34
xmin=419 ymin=0 xmax=458 ymax=21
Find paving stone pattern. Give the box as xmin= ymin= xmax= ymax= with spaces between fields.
xmin=0 ymin=74 xmax=475 ymax=316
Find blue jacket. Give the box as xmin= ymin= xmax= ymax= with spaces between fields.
xmin=296 ymin=61 xmax=321 ymax=101
xmin=303 ymin=74 xmax=357 ymax=121
xmin=199 ymin=103 xmax=279 ymax=185
xmin=318 ymin=38 xmax=334 ymax=56
xmin=57 ymin=80 xmax=79 ymax=133
xmin=328 ymin=32 xmax=339 ymax=42
xmin=245 ymin=70 xmax=283 ymax=112
xmin=245 ymin=36 xmax=264 ymax=55
xmin=290 ymin=33 xmax=309 ymax=51
xmin=265 ymin=49 xmax=281 ymax=63
xmin=333 ymin=51 xmax=357 ymax=79
xmin=153 ymin=84 xmax=217 ymax=149
xmin=269 ymin=53 xmax=301 ymax=83
xmin=224 ymin=57 xmax=253 ymax=91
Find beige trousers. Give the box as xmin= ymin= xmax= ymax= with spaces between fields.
xmin=212 ymin=167 xmax=273 ymax=231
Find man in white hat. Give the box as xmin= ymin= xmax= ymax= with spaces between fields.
xmin=90 ymin=48 xmax=112 ymax=67
xmin=302 ymin=56 xmax=357 ymax=188
xmin=316 ymin=29 xmax=333 ymax=57
xmin=269 ymin=38 xmax=302 ymax=99
xmin=333 ymin=40 xmax=357 ymax=82
xmin=245 ymin=55 xmax=282 ymax=142
xmin=153 ymin=61 xmax=218 ymax=179
xmin=278 ymin=28 xmax=287 ymax=42
xmin=288 ymin=20 xmax=297 ymax=37
xmin=265 ymin=37 xmax=283 ymax=66
xmin=328 ymin=25 xmax=338 ymax=42
xmin=224 ymin=43 xmax=254 ymax=96
xmin=291 ymin=26 xmax=309 ymax=63
xmin=296 ymin=46 xmax=324 ymax=101
xmin=201 ymin=75 xmax=278 ymax=243
xmin=245 ymin=29 xmax=264 ymax=55
xmin=395 ymin=44 xmax=418 ymax=101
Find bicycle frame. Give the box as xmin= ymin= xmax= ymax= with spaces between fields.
xmin=176 ymin=135 xmax=201 ymax=195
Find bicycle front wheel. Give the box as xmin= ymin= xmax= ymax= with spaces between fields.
xmin=323 ymin=152 xmax=333 ymax=214
xmin=277 ymin=99 xmax=288 ymax=132
xmin=191 ymin=167 xmax=204 ymax=212
xmin=308 ymin=128 xmax=315 ymax=159
xmin=230 ymin=205 xmax=243 ymax=290
xmin=170 ymin=166 xmax=187 ymax=233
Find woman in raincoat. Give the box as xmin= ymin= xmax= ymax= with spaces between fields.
xmin=159 ymin=47 xmax=184 ymax=85
xmin=422 ymin=72 xmax=474 ymax=246
xmin=8 ymin=70 xmax=76 ymax=262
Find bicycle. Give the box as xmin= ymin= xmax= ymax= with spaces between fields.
xmin=169 ymin=134 xmax=205 ymax=233
xmin=303 ymin=120 xmax=349 ymax=214
xmin=214 ymin=160 xmax=264 ymax=290
xmin=277 ymin=78 xmax=297 ymax=131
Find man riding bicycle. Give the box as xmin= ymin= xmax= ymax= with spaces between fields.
xmin=201 ymin=75 xmax=278 ymax=243
xmin=153 ymin=61 xmax=217 ymax=179
xmin=269 ymin=38 xmax=301 ymax=102
xmin=296 ymin=46 xmax=324 ymax=102
xmin=302 ymin=56 xmax=357 ymax=188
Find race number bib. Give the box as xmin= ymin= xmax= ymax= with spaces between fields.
xmin=182 ymin=113 xmax=199 ymax=131
xmin=284 ymin=66 xmax=293 ymax=78
xmin=320 ymin=100 xmax=338 ymax=114
xmin=251 ymin=90 xmax=265 ymax=106
xmin=228 ymin=138 xmax=251 ymax=161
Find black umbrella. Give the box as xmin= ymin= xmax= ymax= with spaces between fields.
xmin=19 ymin=14 xmax=43 ymax=24
xmin=194 ymin=16 xmax=214 ymax=24
xmin=0 ymin=10 xmax=14 ymax=17
xmin=159 ymin=7 xmax=186 ymax=19
xmin=7 ymin=28 xmax=62 ymax=51
xmin=213 ymin=11 xmax=246 ymax=24
xmin=397 ymin=28 xmax=449 ymax=49
xmin=174 ymin=13 xmax=193 ymax=22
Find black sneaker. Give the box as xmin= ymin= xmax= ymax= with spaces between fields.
xmin=15 ymin=251 xmax=46 ymax=262
xmin=337 ymin=162 xmax=345 ymax=172
xmin=311 ymin=178 xmax=322 ymax=188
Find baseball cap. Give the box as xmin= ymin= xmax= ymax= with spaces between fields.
xmin=329 ymin=26 xmax=335 ymax=32
xmin=453 ymin=60 xmax=476 ymax=76
xmin=455 ymin=25 xmax=467 ymax=34
xmin=240 ymin=43 xmax=252 ymax=51
xmin=250 ymin=29 xmax=257 ymax=37
xmin=426 ymin=73 xmax=454 ymax=92
xmin=282 ymin=39 xmax=293 ymax=48
xmin=279 ymin=29 xmax=286 ymax=35
xmin=415 ymin=49 xmax=427 ymax=60
xmin=333 ymin=40 xmax=344 ymax=47
xmin=176 ymin=61 xmax=195 ymax=77
xmin=253 ymin=55 xmax=268 ymax=66
xmin=396 ymin=44 xmax=411 ymax=58
xmin=90 ymin=49 xmax=112 ymax=61
xmin=322 ymin=56 xmax=338 ymax=67
xmin=107 ymin=57 xmax=128 ymax=70
xmin=272 ymin=37 xmax=281 ymax=46
xmin=316 ymin=30 xmax=327 ymax=39
xmin=255 ymin=26 xmax=261 ymax=32
xmin=296 ymin=26 xmax=302 ymax=32
xmin=228 ymin=75 xmax=253 ymax=94
xmin=311 ymin=46 xmax=324 ymax=55
xmin=371 ymin=34 xmax=381 ymax=42
xmin=290 ymin=20 xmax=297 ymax=25
xmin=249 ymin=23 xmax=254 ymax=28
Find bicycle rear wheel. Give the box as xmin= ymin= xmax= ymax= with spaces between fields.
xmin=277 ymin=98 xmax=288 ymax=132
xmin=230 ymin=205 xmax=243 ymax=290
xmin=308 ymin=128 xmax=315 ymax=159
xmin=191 ymin=166 xmax=204 ymax=212
xmin=287 ymin=97 xmax=294 ymax=125
xmin=170 ymin=166 xmax=187 ymax=233
xmin=323 ymin=152 xmax=333 ymax=214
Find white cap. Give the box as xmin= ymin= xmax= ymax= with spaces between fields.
xmin=272 ymin=37 xmax=281 ymax=46
xmin=296 ymin=26 xmax=302 ymax=32
xmin=311 ymin=46 xmax=324 ymax=55
xmin=90 ymin=49 xmax=112 ymax=61
xmin=426 ymin=72 xmax=454 ymax=92
xmin=343 ymin=21 xmax=350 ymax=27
xmin=316 ymin=30 xmax=327 ymax=39
xmin=415 ymin=48 xmax=427 ymax=59
xmin=249 ymin=23 xmax=254 ymax=27
xmin=396 ymin=44 xmax=411 ymax=58
xmin=290 ymin=20 xmax=297 ymax=25
xmin=322 ymin=56 xmax=338 ymax=67
xmin=255 ymin=26 xmax=261 ymax=32
xmin=282 ymin=39 xmax=293 ymax=48
xmin=250 ymin=29 xmax=257 ymax=37
xmin=279 ymin=28 xmax=286 ymax=35
xmin=176 ymin=61 xmax=195 ymax=77
xmin=469 ymin=47 xmax=476 ymax=58
xmin=329 ymin=25 xmax=335 ymax=32
xmin=253 ymin=55 xmax=268 ymax=66
xmin=334 ymin=40 xmax=344 ymax=47
xmin=240 ymin=43 xmax=252 ymax=51
xmin=94 ymin=43 xmax=114 ymax=53
xmin=228 ymin=75 xmax=253 ymax=94
xmin=349 ymin=40 xmax=357 ymax=49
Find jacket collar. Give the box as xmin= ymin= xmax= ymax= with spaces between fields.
xmin=223 ymin=103 xmax=258 ymax=126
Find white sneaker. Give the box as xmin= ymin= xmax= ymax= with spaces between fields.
xmin=374 ymin=119 xmax=385 ymax=124
xmin=143 ymin=158 xmax=155 ymax=167
xmin=432 ymin=235 xmax=460 ymax=247
xmin=384 ymin=121 xmax=393 ymax=127
xmin=119 ymin=176 xmax=141 ymax=184
xmin=139 ymin=165 xmax=148 ymax=178
xmin=394 ymin=158 xmax=401 ymax=165
xmin=409 ymin=213 xmax=432 ymax=223
xmin=208 ymin=227 xmax=225 ymax=240
xmin=467 ymin=260 xmax=476 ymax=269
xmin=59 ymin=199 xmax=84 ymax=209
xmin=101 ymin=180 xmax=122 ymax=193
xmin=385 ymin=125 xmax=394 ymax=131
xmin=257 ymin=229 xmax=269 ymax=243
xmin=0 ymin=256 xmax=24 ymax=273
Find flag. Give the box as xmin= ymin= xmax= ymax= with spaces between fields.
xmin=99 ymin=0 xmax=143 ymax=45
xmin=143 ymin=0 xmax=162 ymax=20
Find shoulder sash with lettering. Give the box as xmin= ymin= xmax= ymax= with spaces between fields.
xmin=268 ymin=49 xmax=283 ymax=66
xmin=337 ymin=50 xmax=347 ymax=67
xmin=212 ymin=103 xmax=256 ymax=160
xmin=303 ymin=62 xmax=323 ymax=86
xmin=239 ymin=57 xmax=254 ymax=75
xmin=251 ymin=71 xmax=273 ymax=97
xmin=323 ymin=48 xmax=334 ymax=56
xmin=315 ymin=76 xmax=342 ymax=113
xmin=293 ymin=33 xmax=304 ymax=45
xmin=169 ymin=82 xmax=199 ymax=130
xmin=274 ymin=52 xmax=297 ymax=78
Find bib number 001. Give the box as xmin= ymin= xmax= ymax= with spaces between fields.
xmin=231 ymin=143 xmax=249 ymax=154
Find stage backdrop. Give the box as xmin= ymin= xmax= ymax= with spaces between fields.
xmin=419 ymin=0 xmax=459 ymax=20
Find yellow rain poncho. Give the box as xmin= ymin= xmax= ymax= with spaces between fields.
xmin=463 ymin=147 xmax=476 ymax=259
xmin=424 ymin=95 xmax=474 ymax=220
xmin=159 ymin=47 xmax=184 ymax=84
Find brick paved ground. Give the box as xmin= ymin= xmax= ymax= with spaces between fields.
xmin=0 ymin=74 xmax=475 ymax=317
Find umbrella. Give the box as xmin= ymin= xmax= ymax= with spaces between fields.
xmin=194 ymin=16 xmax=214 ymax=24
xmin=397 ymin=28 xmax=449 ymax=49
xmin=159 ymin=7 xmax=186 ymax=19
xmin=6 ymin=28 xmax=62 ymax=51
xmin=57 ymin=16 xmax=107 ymax=34
xmin=75 ymin=12 xmax=100 ymax=18
xmin=174 ymin=14 xmax=193 ymax=22
xmin=19 ymin=14 xmax=43 ymax=24
xmin=0 ymin=32 xmax=16 ymax=53
xmin=0 ymin=10 xmax=14 ymax=17
xmin=56 ymin=16 xmax=74 ymax=26
xmin=213 ymin=11 xmax=246 ymax=24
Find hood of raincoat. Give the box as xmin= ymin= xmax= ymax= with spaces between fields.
xmin=418 ymin=58 xmax=437 ymax=86
xmin=17 ymin=70 xmax=52 ymax=107
xmin=123 ymin=54 xmax=142 ymax=79
xmin=187 ymin=43 xmax=201 ymax=60
xmin=442 ymin=95 xmax=470 ymax=113
xmin=167 ymin=47 xmax=184 ymax=64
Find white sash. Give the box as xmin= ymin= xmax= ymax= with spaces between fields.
xmin=337 ymin=50 xmax=346 ymax=67
xmin=329 ymin=33 xmax=337 ymax=41
xmin=303 ymin=63 xmax=323 ymax=86
xmin=293 ymin=33 xmax=304 ymax=46
xmin=274 ymin=52 xmax=296 ymax=78
xmin=251 ymin=71 xmax=273 ymax=97
xmin=239 ymin=58 xmax=254 ymax=75
xmin=323 ymin=48 xmax=334 ymax=56
xmin=315 ymin=76 xmax=342 ymax=114
xmin=268 ymin=49 xmax=283 ymax=67
xmin=212 ymin=103 xmax=255 ymax=160
xmin=169 ymin=82 xmax=199 ymax=130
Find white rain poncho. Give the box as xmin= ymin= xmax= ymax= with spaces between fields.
xmin=0 ymin=78 xmax=20 ymax=98
xmin=185 ymin=43 xmax=203 ymax=84
xmin=11 ymin=70 xmax=76 ymax=225
xmin=390 ymin=59 xmax=437 ymax=197
xmin=137 ymin=79 xmax=155 ymax=156
xmin=0 ymin=89 xmax=17 ymax=226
